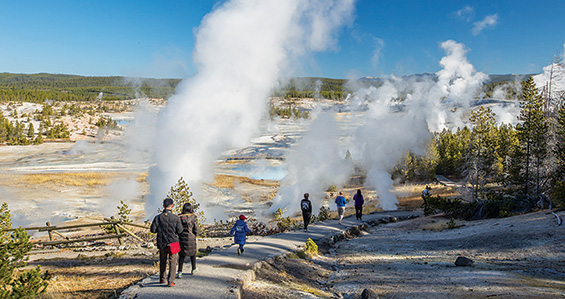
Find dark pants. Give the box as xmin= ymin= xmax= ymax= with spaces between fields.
xmin=355 ymin=205 xmax=363 ymax=220
xmin=178 ymin=254 xmax=196 ymax=272
xmin=302 ymin=212 xmax=311 ymax=229
xmin=159 ymin=248 xmax=178 ymax=283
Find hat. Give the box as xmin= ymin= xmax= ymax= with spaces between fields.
xmin=239 ymin=214 xmax=247 ymax=220
xmin=163 ymin=198 xmax=174 ymax=207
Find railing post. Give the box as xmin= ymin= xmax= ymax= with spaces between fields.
xmin=46 ymin=222 xmax=54 ymax=241
xmin=111 ymin=216 xmax=123 ymax=245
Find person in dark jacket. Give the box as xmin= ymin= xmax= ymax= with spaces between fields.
xmin=230 ymin=215 xmax=252 ymax=255
xmin=177 ymin=203 xmax=199 ymax=277
xmin=353 ymin=189 xmax=364 ymax=220
xmin=150 ymin=198 xmax=183 ymax=287
xmin=301 ymin=193 xmax=312 ymax=231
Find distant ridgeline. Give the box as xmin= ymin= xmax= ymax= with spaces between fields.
xmin=273 ymin=74 xmax=532 ymax=101
xmin=0 ymin=73 xmax=532 ymax=103
xmin=272 ymin=77 xmax=349 ymax=100
xmin=0 ymin=73 xmax=181 ymax=102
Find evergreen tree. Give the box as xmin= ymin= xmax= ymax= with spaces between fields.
xmin=27 ymin=123 xmax=34 ymax=138
xmin=435 ymin=127 xmax=471 ymax=177
xmin=165 ymin=177 xmax=206 ymax=228
xmin=550 ymin=102 xmax=565 ymax=207
xmin=496 ymin=123 xmax=519 ymax=183
xmin=0 ymin=203 xmax=51 ymax=297
xmin=555 ymin=102 xmax=565 ymax=182
xmin=515 ymin=76 xmax=549 ymax=199
xmin=467 ymin=106 xmax=497 ymax=200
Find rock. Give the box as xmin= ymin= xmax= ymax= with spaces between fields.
xmin=455 ymin=256 xmax=474 ymax=266
xmin=361 ymin=288 xmax=379 ymax=299
xmin=349 ymin=226 xmax=361 ymax=236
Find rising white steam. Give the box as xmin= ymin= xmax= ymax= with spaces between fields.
xmin=146 ymin=0 xmax=355 ymax=219
xmin=273 ymin=40 xmax=489 ymax=213
xmin=271 ymin=111 xmax=353 ymax=216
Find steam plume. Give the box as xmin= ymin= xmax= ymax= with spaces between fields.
xmin=271 ymin=111 xmax=353 ymax=216
xmin=273 ymin=40 xmax=489 ymax=214
xmin=146 ymin=0 xmax=355 ymax=219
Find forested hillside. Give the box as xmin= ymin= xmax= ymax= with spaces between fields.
xmin=0 ymin=73 xmax=531 ymax=104
xmin=0 ymin=73 xmax=180 ymax=102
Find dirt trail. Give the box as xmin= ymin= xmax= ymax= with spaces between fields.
xmin=243 ymin=210 xmax=565 ymax=298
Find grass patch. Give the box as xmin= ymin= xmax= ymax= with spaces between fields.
xmin=212 ymin=174 xmax=280 ymax=188
xmin=1 ymin=172 xmax=149 ymax=189
xmin=36 ymin=262 xmax=157 ymax=299
xmin=19 ymin=173 xmax=117 ymax=187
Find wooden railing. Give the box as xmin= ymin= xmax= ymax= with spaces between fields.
xmin=2 ymin=217 xmax=150 ymax=246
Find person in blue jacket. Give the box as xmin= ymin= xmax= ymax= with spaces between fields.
xmin=230 ymin=214 xmax=252 ymax=255
xmin=335 ymin=191 xmax=347 ymax=224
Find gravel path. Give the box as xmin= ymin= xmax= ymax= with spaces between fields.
xmin=244 ymin=210 xmax=565 ymax=298
xmin=119 ymin=210 xmax=420 ymax=299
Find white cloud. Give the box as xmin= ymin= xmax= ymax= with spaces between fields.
xmin=455 ymin=5 xmax=474 ymax=22
xmin=472 ymin=14 xmax=498 ymax=36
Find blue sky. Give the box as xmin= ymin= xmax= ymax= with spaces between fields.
xmin=0 ymin=0 xmax=563 ymax=79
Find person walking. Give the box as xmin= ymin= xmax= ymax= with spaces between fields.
xmin=230 ymin=215 xmax=252 ymax=255
xmin=177 ymin=203 xmax=199 ymax=278
xmin=353 ymin=189 xmax=364 ymax=220
xmin=422 ymin=186 xmax=431 ymax=198
xmin=335 ymin=191 xmax=347 ymax=224
xmin=301 ymin=193 xmax=312 ymax=231
xmin=150 ymin=198 xmax=183 ymax=287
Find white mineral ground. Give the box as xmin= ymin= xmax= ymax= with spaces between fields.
xmin=0 ymin=99 xmax=343 ymax=228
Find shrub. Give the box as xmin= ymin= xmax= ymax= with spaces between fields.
xmin=297 ymin=238 xmax=318 ymax=258
xmin=423 ymin=191 xmax=535 ymax=220
xmin=422 ymin=195 xmax=464 ymax=217
xmin=276 ymin=216 xmax=299 ymax=232
xmin=0 ymin=203 xmax=51 ymax=297
xmin=316 ymin=206 xmax=330 ymax=222
xmin=446 ymin=218 xmax=457 ymax=229
xmin=102 ymin=200 xmax=132 ymax=234
xmin=274 ymin=208 xmax=285 ymax=221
